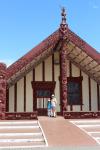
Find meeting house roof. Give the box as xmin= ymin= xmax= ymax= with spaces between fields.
xmin=7 ymin=8 xmax=100 ymax=87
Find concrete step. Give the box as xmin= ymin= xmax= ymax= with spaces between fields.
xmin=0 ymin=141 xmax=46 ymax=148
xmin=0 ymin=120 xmax=38 ymax=124
xmin=0 ymin=125 xmax=39 ymax=129
xmin=0 ymin=132 xmax=42 ymax=136
xmin=0 ymin=138 xmax=44 ymax=142
xmin=0 ymin=121 xmax=38 ymax=126
xmin=0 ymin=128 xmax=41 ymax=133
xmin=0 ymin=133 xmax=43 ymax=139
xmin=0 ymin=120 xmax=48 ymax=148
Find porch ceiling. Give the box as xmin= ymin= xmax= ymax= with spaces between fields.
xmin=65 ymin=40 xmax=100 ymax=84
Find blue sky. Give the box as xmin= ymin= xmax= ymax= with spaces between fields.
xmin=0 ymin=0 xmax=100 ymax=66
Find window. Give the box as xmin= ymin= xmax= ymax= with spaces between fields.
xmin=67 ymin=77 xmax=83 ymax=105
xmin=36 ymin=90 xmax=51 ymax=98
xmin=31 ymin=81 xmax=56 ymax=98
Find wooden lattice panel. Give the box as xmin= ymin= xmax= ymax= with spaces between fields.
xmin=85 ymin=65 xmax=92 ymax=70
xmin=66 ymin=42 xmax=75 ymax=51
xmin=93 ymin=72 xmax=100 ymax=77
xmin=93 ymin=65 xmax=100 ymax=72
xmin=68 ymin=53 xmax=76 ymax=59
xmin=76 ymin=52 xmax=87 ymax=62
xmin=87 ymin=61 xmax=97 ymax=68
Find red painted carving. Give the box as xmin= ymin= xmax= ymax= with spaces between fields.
xmin=31 ymin=81 xmax=56 ymax=91
xmin=0 ymin=63 xmax=7 ymax=120
xmin=59 ymin=7 xmax=68 ymax=40
xmin=61 ymin=47 xmax=67 ymax=111
xmin=5 ymin=112 xmax=38 ymax=120
xmin=64 ymin=111 xmax=100 ymax=119
xmin=59 ymin=8 xmax=68 ymax=112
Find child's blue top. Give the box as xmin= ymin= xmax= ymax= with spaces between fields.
xmin=47 ymin=101 xmax=51 ymax=109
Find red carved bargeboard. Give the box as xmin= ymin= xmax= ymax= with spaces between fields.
xmin=63 ymin=111 xmax=100 ymax=119
xmin=5 ymin=112 xmax=38 ymax=120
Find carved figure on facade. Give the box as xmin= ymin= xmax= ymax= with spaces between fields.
xmin=61 ymin=47 xmax=67 ymax=111
xmin=59 ymin=7 xmax=68 ymax=40
xmin=59 ymin=8 xmax=68 ymax=112
xmin=0 ymin=63 xmax=7 ymax=119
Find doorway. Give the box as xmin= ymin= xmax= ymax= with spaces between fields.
xmin=31 ymin=81 xmax=56 ymax=116
xmin=36 ymin=98 xmax=48 ymax=115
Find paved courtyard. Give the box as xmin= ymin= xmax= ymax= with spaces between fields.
xmin=0 ymin=117 xmax=100 ymax=149
xmin=70 ymin=119 xmax=100 ymax=145
xmin=39 ymin=117 xmax=99 ymax=146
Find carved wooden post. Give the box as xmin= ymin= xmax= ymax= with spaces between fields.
xmin=0 ymin=63 xmax=7 ymax=119
xmin=61 ymin=46 xmax=67 ymax=111
xmin=59 ymin=8 xmax=68 ymax=114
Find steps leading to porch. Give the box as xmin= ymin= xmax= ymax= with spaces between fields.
xmin=0 ymin=120 xmax=48 ymax=148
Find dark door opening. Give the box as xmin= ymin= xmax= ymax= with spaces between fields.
xmin=31 ymin=81 xmax=56 ymax=116
xmin=36 ymin=97 xmax=48 ymax=116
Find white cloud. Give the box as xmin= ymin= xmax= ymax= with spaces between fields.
xmin=0 ymin=59 xmax=14 ymax=67
xmin=93 ymin=5 xmax=99 ymax=9
xmin=89 ymin=0 xmax=99 ymax=9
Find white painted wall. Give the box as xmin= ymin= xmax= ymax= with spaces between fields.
xmin=9 ymin=85 xmax=14 ymax=112
xmin=45 ymin=56 xmax=52 ymax=81
xmin=54 ymin=64 xmax=60 ymax=112
xmin=53 ymin=52 xmax=60 ymax=112
xmin=73 ymin=106 xmax=80 ymax=112
xmin=72 ymin=64 xmax=80 ymax=77
xmin=82 ymin=72 xmax=89 ymax=111
xmin=67 ymin=106 xmax=71 ymax=111
xmin=35 ymin=63 xmax=42 ymax=81
xmin=26 ymin=71 xmax=33 ymax=112
xmin=17 ymin=78 xmax=24 ymax=112
xmin=91 ymin=79 xmax=97 ymax=111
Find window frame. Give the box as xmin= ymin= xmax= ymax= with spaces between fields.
xmin=67 ymin=77 xmax=83 ymax=105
